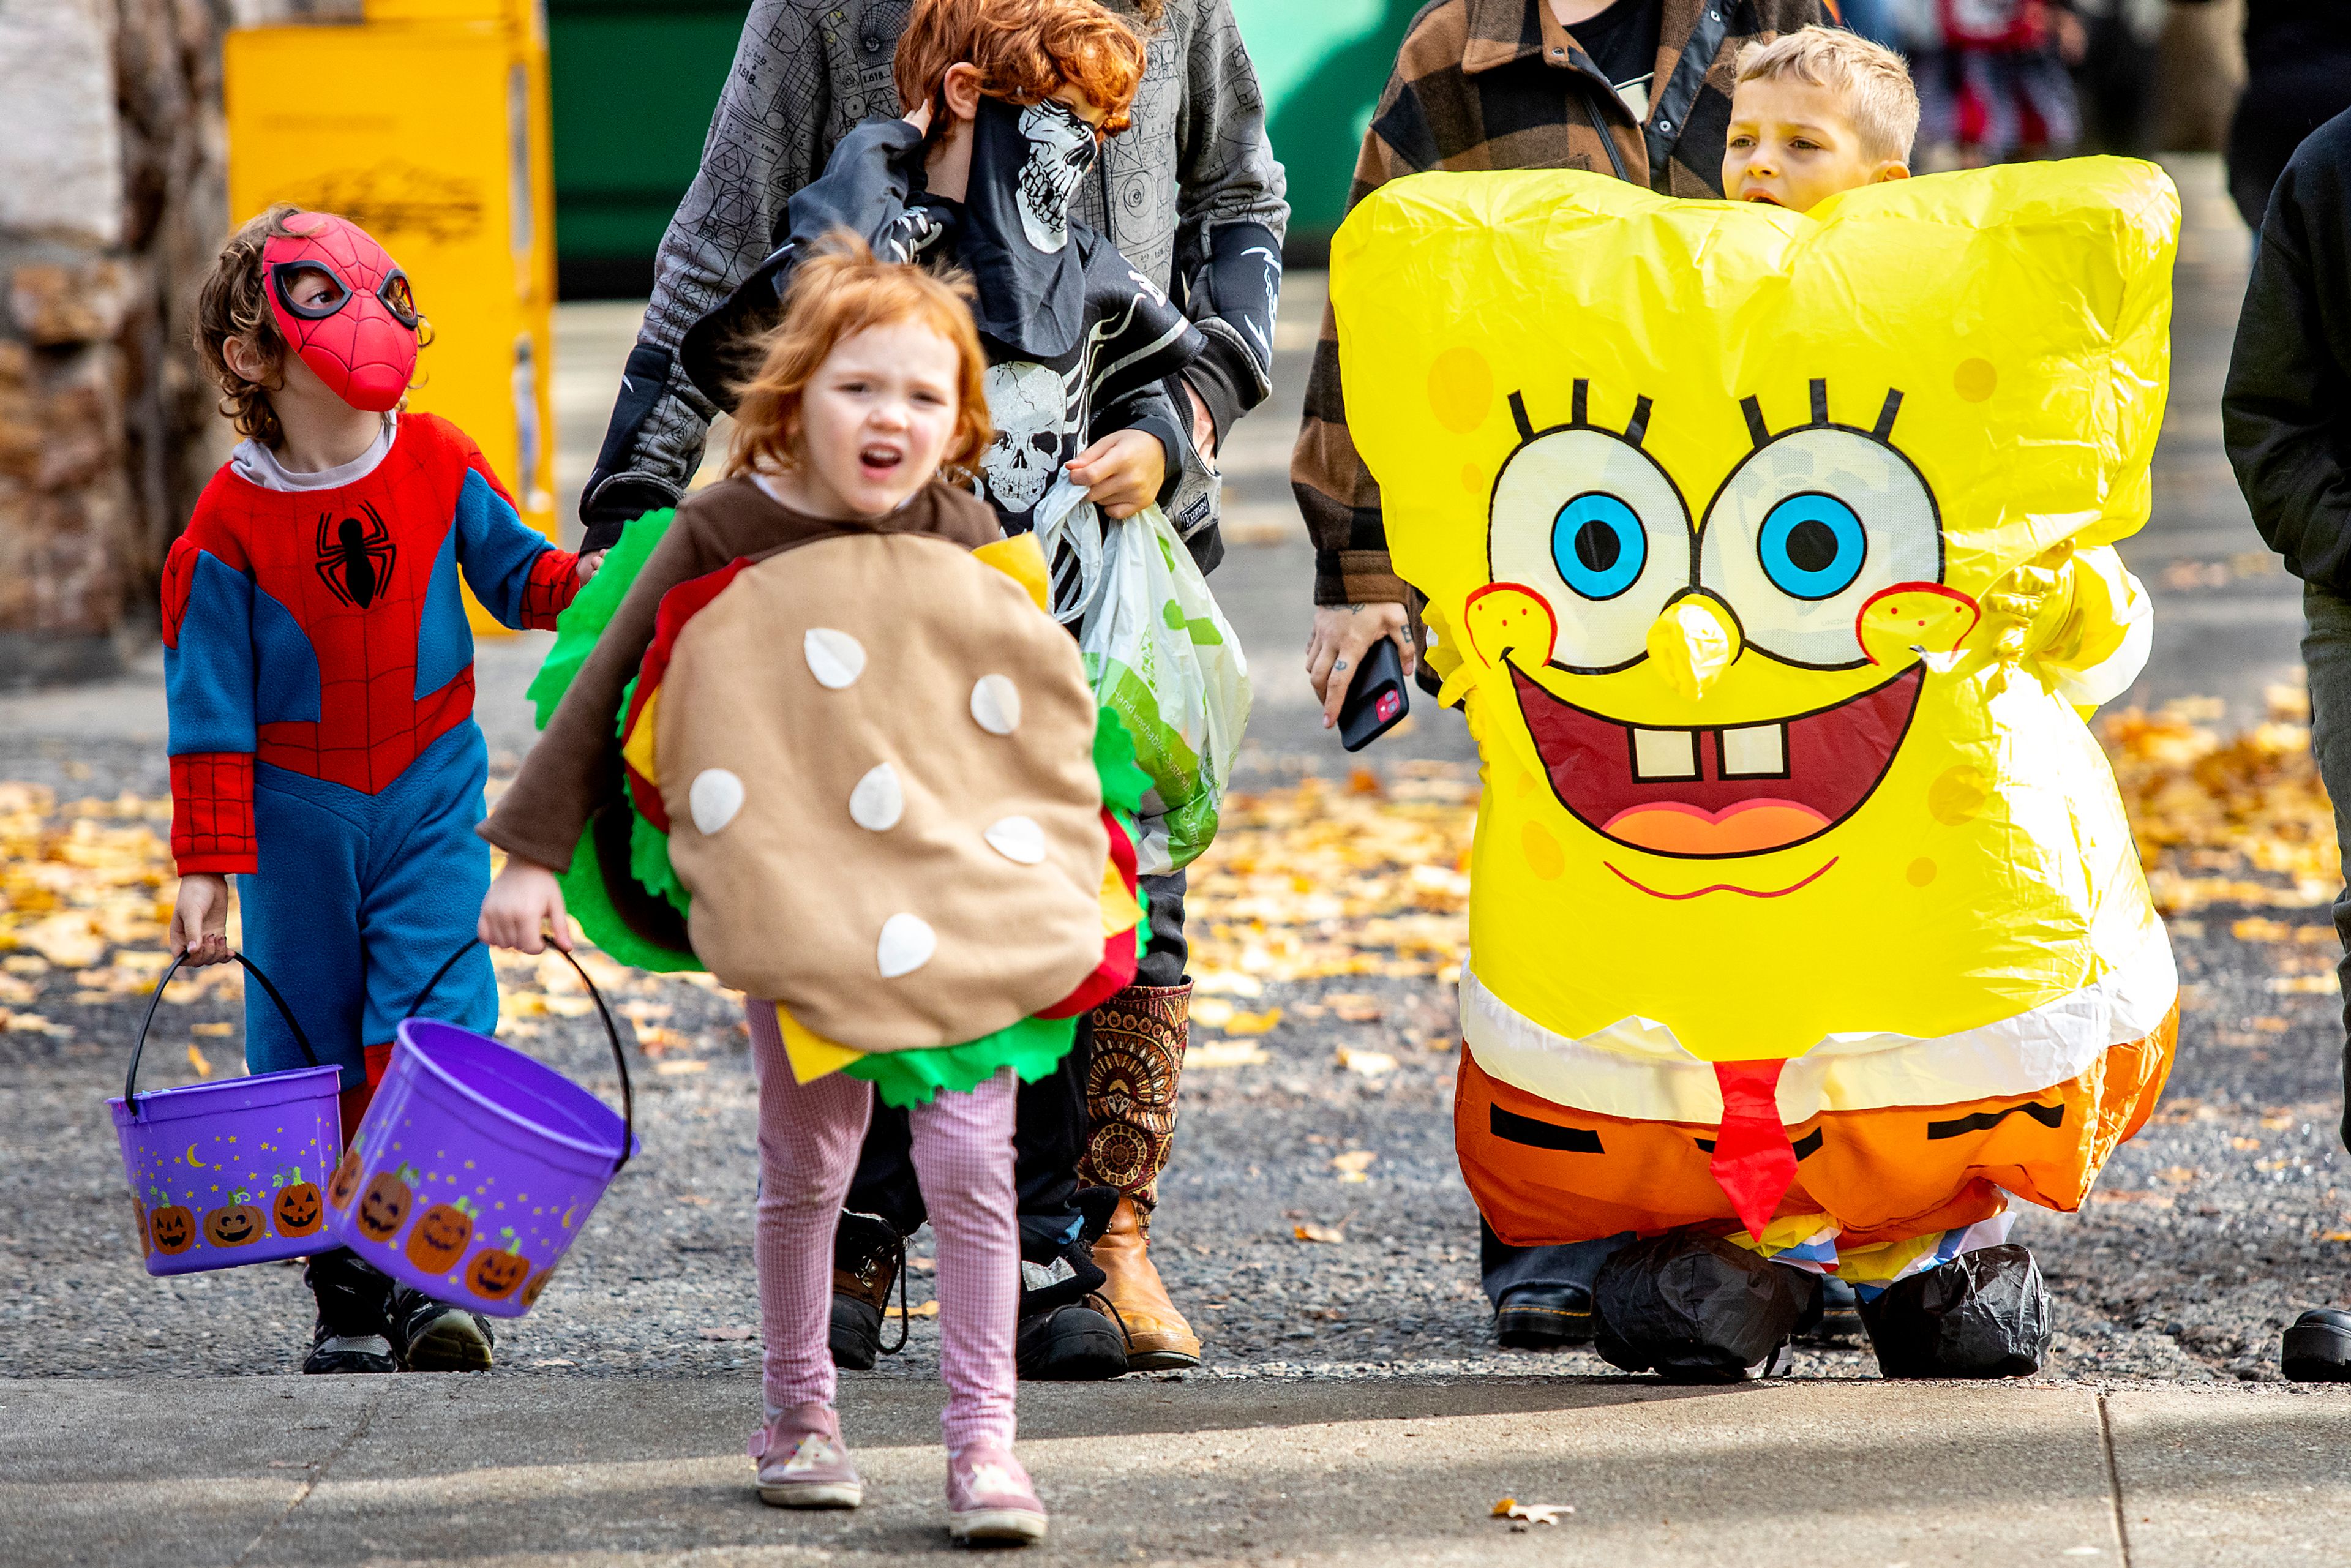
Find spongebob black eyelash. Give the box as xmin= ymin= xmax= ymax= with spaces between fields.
xmin=1509 ymin=380 xmax=1654 ymax=448
xmin=1740 ymin=379 xmax=1907 ymax=448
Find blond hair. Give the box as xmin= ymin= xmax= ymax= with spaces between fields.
xmin=725 ymin=232 xmax=992 ymax=486
xmin=1734 ymin=25 xmax=1919 ymax=163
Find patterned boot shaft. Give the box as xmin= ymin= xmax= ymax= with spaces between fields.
xmin=1078 ymin=981 xmax=1190 ymax=1209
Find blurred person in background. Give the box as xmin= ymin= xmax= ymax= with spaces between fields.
xmin=2067 ymin=0 xmax=2163 ymax=154
xmin=1911 ymin=0 xmax=2085 ymax=167
xmin=2222 ymin=103 xmax=2351 ymax=1383
xmin=2176 ymin=1 xmax=2351 ymax=231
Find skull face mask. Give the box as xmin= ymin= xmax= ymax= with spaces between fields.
xmin=1008 ymin=99 xmax=1098 ymax=254
xmin=261 ymin=213 xmax=420 ymax=413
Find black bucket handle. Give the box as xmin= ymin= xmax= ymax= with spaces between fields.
xmin=124 ymin=950 xmax=321 ymax=1117
xmin=411 ymin=939 xmax=634 ymax=1174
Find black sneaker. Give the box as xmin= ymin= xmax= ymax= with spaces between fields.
xmin=1013 ymin=1198 xmax=1128 ymax=1382
xmin=1494 ymin=1285 xmax=1594 ymax=1349
xmin=830 ymin=1211 xmax=907 ymax=1371
xmin=391 ymin=1285 xmax=495 ymax=1371
xmin=2281 ymin=1308 xmax=2351 ymax=1382
xmin=302 ymin=1249 xmax=398 ymax=1375
xmin=1016 ymin=1299 xmax=1129 ymax=1381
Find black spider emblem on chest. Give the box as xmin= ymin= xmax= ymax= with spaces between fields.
xmin=315 ymin=502 xmax=396 ymax=609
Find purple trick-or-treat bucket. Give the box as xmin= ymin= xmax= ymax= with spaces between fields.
xmin=109 ymin=951 xmax=343 ymax=1275
xmin=324 ymin=943 xmax=637 ymax=1318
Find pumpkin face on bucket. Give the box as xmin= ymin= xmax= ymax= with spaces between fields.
xmin=465 ymin=1237 xmax=531 ymax=1300
xmin=327 ymin=1145 xmax=363 ymax=1208
xmin=405 ymin=1198 xmax=476 ymax=1274
xmin=357 ymin=1166 xmax=416 ymax=1242
xmin=517 ymin=1267 xmax=553 ymax=1310
xmin=272 ymin=1169 xmax=323 ymax=1238
xmin=204 ymin=1191 xmax=266 ymax=1248
xmin=149 ymin=1201 xmax=196 ymax=1255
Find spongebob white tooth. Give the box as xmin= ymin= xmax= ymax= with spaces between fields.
xmin=1631 ymin=727 xmax=1698 ymax=780
xmin=1720 ymin=724 xmax=1787 ymax=778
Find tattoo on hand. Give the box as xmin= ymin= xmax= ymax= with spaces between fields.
xmin=1333 ymin=659 xmax=1349 ymax=673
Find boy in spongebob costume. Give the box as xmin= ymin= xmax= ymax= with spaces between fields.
xmin=1330 ymin=160 xmax=2180 ymax=1381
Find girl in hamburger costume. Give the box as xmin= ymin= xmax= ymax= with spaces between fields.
xmin=478 ymin=245 xmax=1148 ymax=1544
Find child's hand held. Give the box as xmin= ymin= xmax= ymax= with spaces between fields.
xmin=576 ymin=550 xmax=606 ymax=586
xmin=1066 ymin=429 xmax=1164 ymax=520
xmin=168 ymin=874 xmax=232 ymax=966
xmin=479 ymin=859 xmax=573 ymax=954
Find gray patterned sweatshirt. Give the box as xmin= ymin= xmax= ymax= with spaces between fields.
xmin=580 ymin=0 xmax=1290 ymax=556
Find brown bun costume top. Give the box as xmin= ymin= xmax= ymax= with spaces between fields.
xmin=653 ymin=533 xmax=1110 ymax=1052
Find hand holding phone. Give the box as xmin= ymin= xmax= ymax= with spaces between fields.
xmin=1337 ymin=637 xmax=1410 ymax=752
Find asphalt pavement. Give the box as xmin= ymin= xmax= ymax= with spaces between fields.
xmin=4 ymin=154 xmax=2349 ymax=1566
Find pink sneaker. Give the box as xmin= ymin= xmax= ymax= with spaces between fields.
xmin=749 ymin=1402 xmax=863 ymax=1509
xmin=946 ymin=1439 xmax=1047 ymax=1545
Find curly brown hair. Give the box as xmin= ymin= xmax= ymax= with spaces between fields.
xmin=894 ymin=0 xmax=1149 ymax=134
xmin=725 ymin=231 xmax=993 ymax=487
xmin=193 ymin=204 xmax=429 ymax=448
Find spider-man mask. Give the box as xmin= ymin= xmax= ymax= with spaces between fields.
xmin=262 ymin=214 xmax=419 ymax=412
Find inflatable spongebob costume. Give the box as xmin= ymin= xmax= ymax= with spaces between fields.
xmin=1330 ymin=161 xmax=2180 ymax=1378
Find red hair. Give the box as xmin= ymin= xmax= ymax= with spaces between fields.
xmin=725 ymin=233 xmax=992 ymax=484
xmin=894 ymin=0 xmax=1148 ymax=135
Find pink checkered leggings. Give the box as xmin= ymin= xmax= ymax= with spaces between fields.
xmin=744 ymin=1000 xmax=1020 ymax=1450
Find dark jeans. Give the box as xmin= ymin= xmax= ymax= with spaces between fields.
xmin=846 ymin=870 xmax=1189 ymax=1261
xmin=2299 ymin=582 xmax=2351 ymax=1152
xmin=1479 ymin=1218 xmax=1632 ymax=1308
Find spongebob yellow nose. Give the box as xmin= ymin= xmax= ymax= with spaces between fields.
xmin=1648 ymin=594 xmax=1744 ymax=700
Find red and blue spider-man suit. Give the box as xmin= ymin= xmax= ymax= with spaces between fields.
xmin=162 ymin=411 xmax=579 ymax=1105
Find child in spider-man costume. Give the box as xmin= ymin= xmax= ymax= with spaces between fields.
xmin=164 ymin=206 xmax=594 ymax=1376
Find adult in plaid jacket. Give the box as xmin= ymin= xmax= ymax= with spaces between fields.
xmin=1288 ymin=0 xmax=1823 ymax=1350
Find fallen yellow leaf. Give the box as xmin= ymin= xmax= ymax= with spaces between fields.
xmin=187 ymin=1044 xmax=212 ymax=1078
xmin=1222 ymin=1007 xmax=1283 ymax=1037
xmin=1190 ymin=1041 xmax=1268 ymax=1068
xmin=1337 ymin=1045 xmax=1397 ymax=1078
xmin=191 ymin=1021 xmax=233 ymax=1037
xmin=1330 ymin=1149 xmax=1377 ymax=1176
xmin=654 ymin=1059 xmax=708 ymax=1076
xmin=1294 ymin=1221 xmax=1345 ymax=1244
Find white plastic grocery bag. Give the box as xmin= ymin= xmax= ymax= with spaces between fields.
xmin=1034 ymin=478 xmax=1250 ymax=874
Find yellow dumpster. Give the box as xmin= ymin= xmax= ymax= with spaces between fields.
xmin=224 ymin=0 xmax=558 ymax=632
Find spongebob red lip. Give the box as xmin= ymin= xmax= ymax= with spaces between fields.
xmin=1510 ymin=663 xmax=1924 ymax=858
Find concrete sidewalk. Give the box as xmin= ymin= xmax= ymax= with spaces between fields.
xmin=1 ymin=1375 xmax=2341 ymax=1566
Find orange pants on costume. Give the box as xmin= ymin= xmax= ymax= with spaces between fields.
xmin=1457 ymin=1005 xmax=2178 ymax=1251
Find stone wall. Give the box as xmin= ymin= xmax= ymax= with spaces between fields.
xmin=0 ymin=0 xmax=352 ymax=688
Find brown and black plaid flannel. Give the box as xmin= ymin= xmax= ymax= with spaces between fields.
xmin=1292 ymin=0 xmax=1824 ymax=605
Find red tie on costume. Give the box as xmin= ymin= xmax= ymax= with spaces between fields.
xmin=1709 ymin=1059 xmax=1798 ymax=1240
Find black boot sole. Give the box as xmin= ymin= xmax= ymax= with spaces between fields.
xmin=1496 ymin=1302 xmax=1594 ymax=1350
xmin=831 ymin=1293 xmax=884 ymax=1371
xmin=2282 ymin=1319 xmax=2351 ymax=1382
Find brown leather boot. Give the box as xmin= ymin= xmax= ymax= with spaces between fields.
xmin=1092 ymin=1195 xmax=1201 ymax=1370
xmin=1080 ymin=982 xmax=1199 ymax=1370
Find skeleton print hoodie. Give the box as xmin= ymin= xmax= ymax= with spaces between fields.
xmin=683 ymin=108 xmax=1205 ymax=594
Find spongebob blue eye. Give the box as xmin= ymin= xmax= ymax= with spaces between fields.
xmin=1552 ymin=493 xmax=1648 ymax=601
xmin=1757 ymin=493 xmax=1867 ymax=601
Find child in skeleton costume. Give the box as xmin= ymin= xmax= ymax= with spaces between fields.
xmin=576 ymin=0 xmax=1282 ymax=1382
xmin=668 ymin=0 xmax=1218 ymax=1381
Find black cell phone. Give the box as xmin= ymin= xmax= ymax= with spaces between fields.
xmin=1337 ymin=637 xmax=1410 ymax=752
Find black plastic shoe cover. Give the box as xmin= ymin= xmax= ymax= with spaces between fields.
xmin=1859 ymin=1242 xmax=2051 ymax=1379
xmin=1594 ymin=1231 xmax=1811 ymax=1382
